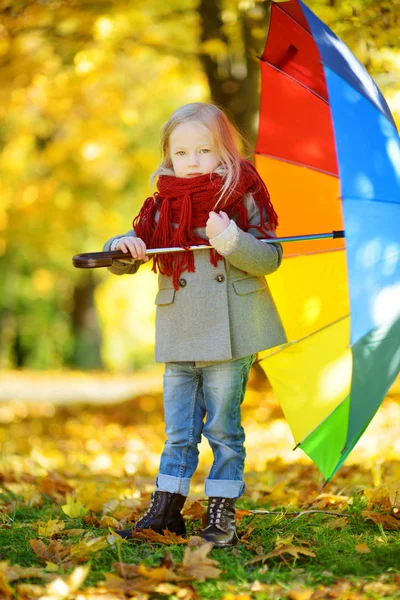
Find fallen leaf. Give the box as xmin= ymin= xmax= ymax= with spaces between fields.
xmin=182 ymin=541 xmax=222 ymax=582
xmin=324 ymin=517 xmax=349 ymax=529
xmin=70 ymin=536 xmax=108 ymax=560
xmin=355 ymin=543 xmax=371 ymax=553
xmin=100 ymin=515 xmax=120 ymax=529
xmin=37 ymin=519 xmax=66 ymax=538
xmin=362 ymin=511 xmax=400 ymax=530
xmin=287 ymin=586 xmax=314 ymax=600
xmin=61 ymin=494 xmax=89 ymax=518
xmin=5 ymin=563 xmax=46 ymax=583
xmin=0 ymin=561 xmax=14 ymax=597
xmin=29 ymin=539 xmax=73 ymax=568
xmin=126 ymin=528 xmax=188 ymax=545
xmin=246 ymin=536 xmax=315 ymax=565
xmin=182 ymin=500 xmax=204 ymax=522
xmin=137 ymin=563 xmax=183 ymax=582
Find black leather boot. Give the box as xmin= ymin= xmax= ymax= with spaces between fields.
xmin=200 ymin=497 xmax=237 ymax=547
xmin=116 ymin=491 xmax=186 ymax=539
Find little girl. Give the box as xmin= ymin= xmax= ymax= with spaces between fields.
xmin=103 ymin=102 xmax=286 ymax=547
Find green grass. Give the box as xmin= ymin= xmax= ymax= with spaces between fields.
xmin=1 ymin=491 xmax=400 ymax=599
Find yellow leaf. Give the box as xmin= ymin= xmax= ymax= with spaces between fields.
xmin=45 ymin=562 xmax=60 ymax=572
xmin=100 ymin=515 xmax=120 ymax=528
xmin=137 ymin=563 xmax=182 ymax=582
xmin=69 ymin=536 xmax=108 ymax=559
xmin=38 ymin=519 xmax=66 ymax=537
xmin=0 ymin=561 xmax=14 ymax=597
xmin=61 ymin=494 xmax=89 ymax=518
xmin=355 ymin=543 xmax=371 ymax=553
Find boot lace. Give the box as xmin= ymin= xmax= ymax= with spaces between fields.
xmin=204 ymin=498 xmax=229 ymax=531
xmin=136 ymin=493 xmax=162 ymax=526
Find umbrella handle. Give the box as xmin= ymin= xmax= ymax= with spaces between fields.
xmin=72 ymin=230 xmax=345 ymax=268
xmin=72 ymin=250 xmax=134 ymax=268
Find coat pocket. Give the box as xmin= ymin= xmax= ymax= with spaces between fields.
xmin=155 ymin=288 xmax=176 ymax=305
xmin=232 ymin=276 xmax=267 ymax=295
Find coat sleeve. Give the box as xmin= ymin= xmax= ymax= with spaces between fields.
xmin=103 ymin=229 xmax=144 ymax=275
xmin=210 ymin=194 xmax=283 ymax=276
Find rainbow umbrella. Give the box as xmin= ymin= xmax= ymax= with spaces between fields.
xmin=256 ymin=0 xmax=400 ymax=482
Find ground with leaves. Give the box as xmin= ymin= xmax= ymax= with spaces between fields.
xmin=1 ymin=370 xmax=400 ymax=599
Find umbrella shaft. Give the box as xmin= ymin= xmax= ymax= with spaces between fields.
xmin=147 ymin=230 xmax=344 ymax=255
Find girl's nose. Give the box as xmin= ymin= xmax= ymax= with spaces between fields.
xmin=188 ymin=154 xmax=199 ymax=166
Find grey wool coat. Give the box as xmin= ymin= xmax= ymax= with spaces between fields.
xmin=103 ymin=194 xmax=287 ymax=363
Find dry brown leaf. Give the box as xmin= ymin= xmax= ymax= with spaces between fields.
xmin=246 ymin=536 xmax=315 ymax=565
xmin=324 ymin=517 xmax=349 ymax=529
xmin=37 ymin=472 xmax=73 ymax=499
xmin=362 ymin=510 xmax=400 ymax=530
xmin=125 ymin=528 xmax=188 ymax=545
xmin=182 ymin=500 xmax=204 ymax=522
xmin=29 ymin=539 xmax=73 ymax=568
xmin=4 ymin=563 xmax=46 ymax=583
xmin=364 ymin=482 xmax=400 ymax=511
xmin=307 ymin=493 xmax=351 ymax=510
xmin=82 ymin=512 xmax=101 ymax=527
xmin=113 ymin=561 xmax=141 ymax=579
xmin=182 ymin=542 xmax=222 ymax=582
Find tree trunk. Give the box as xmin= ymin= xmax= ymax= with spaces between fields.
xmin=69 ymin=271 xmax=103 ymax=369
xmin=198 ymin=0 xmax=270 ymax=151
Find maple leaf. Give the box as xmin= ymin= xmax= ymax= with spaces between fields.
xmin=124 ymin=528 xmax=188 ymax=545
xmin=29 ymin=539 xmax=73 ymax=568
xmin=364 ymin=482 xmax=400 ymax=512
xmin=69 ymin=536 xmax=108 ymax=560
xmin=181 ymin=541 xmax=222 ymax=582
xmin=246 ymin=536 xmax=315 ymax=565
xmin=100 ymin=515 xmax=120 ymax=529
xmin=182 ymin=500 xmax=204 ymax=522
xmin=362 ymin=511 xmax=400 ymax=530
xmin=61 ymin=494 xmax=89 ymax=518
xmin=37 ymin=519 xmax=66 ymax=538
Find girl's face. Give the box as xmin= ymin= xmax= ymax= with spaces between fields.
xmin=169 ymin=122 xmax=221 ymax=178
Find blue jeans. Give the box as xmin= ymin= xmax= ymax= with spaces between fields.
xmin=156 ymin=354 xmax=255 ymax=499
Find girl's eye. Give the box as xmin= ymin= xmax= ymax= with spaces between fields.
xmin=176 ymin=151 xmax=185 ymax=155
xmin=201 ymin=149 xmax=210 ymax=153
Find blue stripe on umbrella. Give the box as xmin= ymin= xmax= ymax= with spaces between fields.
xmin=299 ymin=0 xmax=397 ymax=131
xmin=324 ymin=67 xmax=400 ymax=206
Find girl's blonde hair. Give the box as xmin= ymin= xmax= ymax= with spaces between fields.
xmin=150 ymin=102 xmax=248 ymax=206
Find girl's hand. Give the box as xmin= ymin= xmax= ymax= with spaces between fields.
xmin=115 ymin=237 xmax=149 ymax=262
xmin=205 ymin=211 xmax=230 ymax=239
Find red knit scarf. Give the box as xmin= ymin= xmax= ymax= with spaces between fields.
xmin=132 ymin=159 xmax=278 ymax=290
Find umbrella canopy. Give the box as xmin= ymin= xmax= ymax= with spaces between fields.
xmin=256 ymin=0 xmax=400 ymax=482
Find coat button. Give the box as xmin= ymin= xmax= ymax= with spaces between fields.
xmin=215 ymin=274 xmax=225 ymax=283
xmin=179 ymin=278 xmax=187 ymax=287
